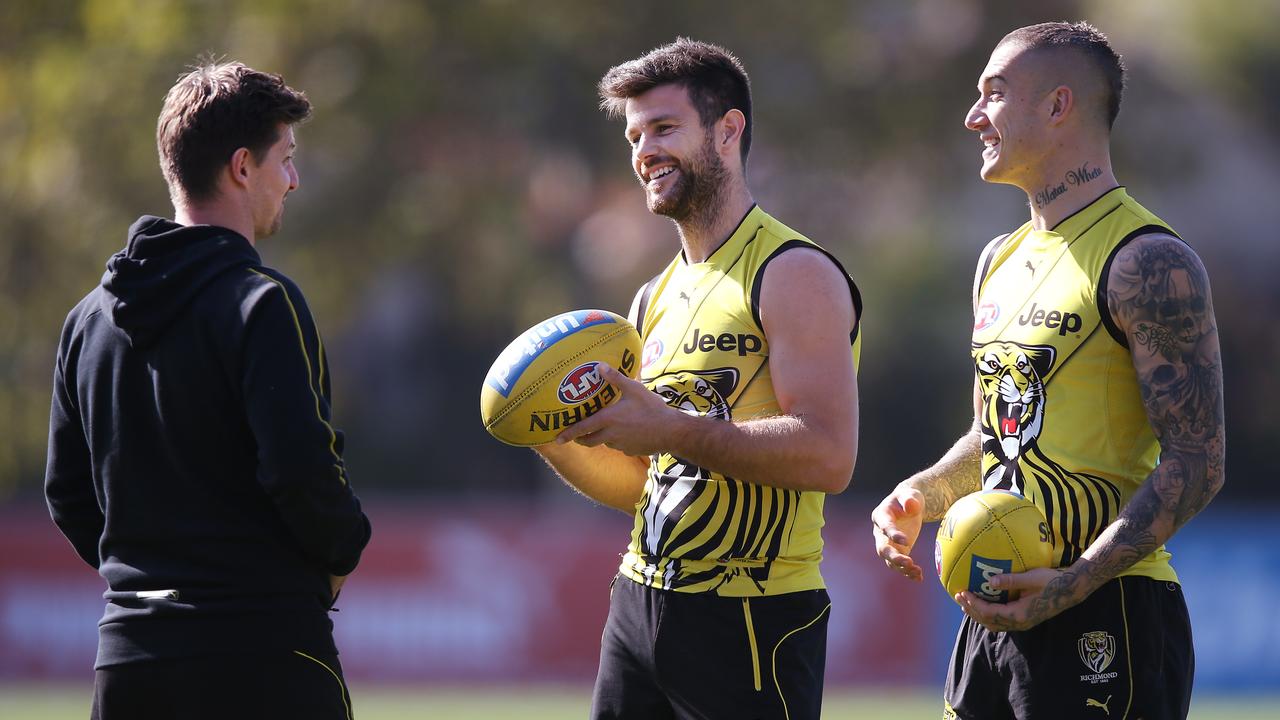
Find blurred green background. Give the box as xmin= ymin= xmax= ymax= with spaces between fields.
xmin=3 ymin=0 xmax=1276 ymax=505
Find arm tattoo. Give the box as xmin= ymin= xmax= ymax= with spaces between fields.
xmin=996 ymin=488 xmax=1164 ymax=631
xmin=907 ymin=430 xmax=983 ymax=521
xmin=1097 ymin=235 xmax=1226 ymax=564
xmin=984 ymin=485 xmax=1166 ymax=632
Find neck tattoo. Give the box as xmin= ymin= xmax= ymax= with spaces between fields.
xmin=1034 ymin=161 xmax=1103 ymax=209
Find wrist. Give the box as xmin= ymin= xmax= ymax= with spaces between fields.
xmin=660 ymin=408 xmax=698 ymax=457
xmin=1060 ymin=557 xmax=1107 ymax=601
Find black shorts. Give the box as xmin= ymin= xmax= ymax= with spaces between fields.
xmin=945 ymin=575 xmax=1194 ymax=720
xmin=91 ymin=649 xmax=353 ymax=720
xmin=591 ymin=576 xmax=831 ymax=720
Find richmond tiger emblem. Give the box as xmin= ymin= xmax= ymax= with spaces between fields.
xmin=972 ymin=341 xmax=1120 ymax=566
xmin=645 ymin=367 xmax=738 ymax=484
xmin=1078 ymin=630 xmax=1116 ymax=674
xmin=651 ymin=367 xmax=737 ymax=421
xmin=973 ymin=341 xmax=1055 ymax=492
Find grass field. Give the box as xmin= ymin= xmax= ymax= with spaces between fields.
xmin=2 ymin=684 xmax=1275 ymax=718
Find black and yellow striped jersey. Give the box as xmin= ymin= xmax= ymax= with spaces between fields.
xmin=619 ymin=205 xmax=861 ymax=596
xmin=972 ymin=187 xmax=1177 ymax=581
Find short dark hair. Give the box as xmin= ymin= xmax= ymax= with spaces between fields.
xmin=157 ymin=61 xmax=311 ymax=203
xmin=1000 ymin=21 xmax=1126 ymax=129
xmin=598 ymin=38 xmax=753 ymax=162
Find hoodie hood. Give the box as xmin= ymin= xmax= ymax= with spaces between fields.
xmin=101 ymin=216 xmax=261 ymax=347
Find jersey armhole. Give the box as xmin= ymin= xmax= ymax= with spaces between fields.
xmin=749 ymin=240 xmax=862 ymax=344
xmin=973 ymin=233 xmax=1010 ymax=313
xmin=1096 ymin=224 xmax=1183 ymax=348
xmin=629 ymin=272 xmax=661 ymax=332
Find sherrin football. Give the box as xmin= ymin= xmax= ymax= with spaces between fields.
xmin=480 ymin=309 xmax=641 ymax=447
xmin=934 ymin=490 xmax=1054 ymax=603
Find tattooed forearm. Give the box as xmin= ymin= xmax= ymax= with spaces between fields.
xmin=1023 ymin=566 xmax=1097 ymax=628
xmin=978 ymin=485 xmax=1166 ymax=632
xmin=1047 ymin=425 xmax=1222 ymax=616
xmin=903 ymin=429 xmax=983 ymax=521
xmin=1077 ymin=483 xmax=1164 ymax=579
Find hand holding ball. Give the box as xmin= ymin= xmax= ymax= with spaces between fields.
xmin=934 ymin=490 xmax=1054 ymax=604
xmin=479 ymin=309 xmax=641 ymax=446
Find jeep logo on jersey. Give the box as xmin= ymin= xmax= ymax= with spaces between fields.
xmin=558 ymin=362 xmax=605 ymax=404
xmin=642 ymin=339 xmax=663 ymax=369
xmin=1017 ymin=302 xmax=1083 ymax=336
xmin=974 ymin=302 xmax=999 ymax=331
xmin=681 ymin=328 xmax=763 ymax=356
xmin=969 ymin=555 xmax=1011 ymax=602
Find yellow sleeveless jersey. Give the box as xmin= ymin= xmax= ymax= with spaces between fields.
xmin=618 ymin=205 xmax=861 ymax=596
xmin=972 ymin=187 xmax=1177 ymax=582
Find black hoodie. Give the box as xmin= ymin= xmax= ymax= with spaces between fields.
xmin=45 ymin=216 xmax=371 ymax=668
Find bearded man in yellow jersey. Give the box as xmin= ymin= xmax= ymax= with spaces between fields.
xmin=537 ymin=38 xmax=861 ymax=720
xmin=871 ymin=22 xmax=1224 ymax=720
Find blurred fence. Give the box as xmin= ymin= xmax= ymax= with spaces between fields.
xmin=1 ymin=501 xmax=1274 ymax=693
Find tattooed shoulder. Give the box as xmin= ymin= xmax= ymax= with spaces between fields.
xmin=1106 ymin=234 xmax=1211 ymax=334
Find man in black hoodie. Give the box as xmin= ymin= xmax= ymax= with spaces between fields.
xmin=45 ymin=61 xmax=371 ymax=720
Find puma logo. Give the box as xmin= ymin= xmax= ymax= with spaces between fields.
xmin=1025 ymin=260 xmax=1040 ymax=277
xmin=678 ymin=290 xmax=692 ymax=306
xmin=1086 ymin=695 xmax=1112 ymax=715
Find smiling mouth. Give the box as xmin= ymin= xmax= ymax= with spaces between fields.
xmin=646 ymin=166 xmax=677 ymax=187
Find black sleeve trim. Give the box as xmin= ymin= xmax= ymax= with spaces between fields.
xmin=633 ymin=272 xmax=662 ymax=331
xmin=1096 ymin=224 xmax=1184 ymax=348
xmin=750 ymin=240 xmax=863 ymax=344
xmin=974 ymin=233 xmax=1010 ymax=312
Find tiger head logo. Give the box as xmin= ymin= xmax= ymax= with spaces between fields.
xmin=646 ymin=367 xmax=740 ymax=484
xmin=1078 ymin=630 xmax=1116 ymax=674
xmin=649 ymin=367 xmax=738 ymax=421
xmin=973 ymin=342 xmax=1055 ymax=488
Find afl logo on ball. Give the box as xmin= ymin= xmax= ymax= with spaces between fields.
xmin=558 ymin=362 xmax=605 ymax=404
xmin=974 ymin=302 xmax=999 ymax=331
xmin=642 ymin=339 xmax=663 ymax=369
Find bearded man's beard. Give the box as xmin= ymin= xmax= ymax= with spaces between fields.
xmin=648 ymin=135 xmax=729 ymax=229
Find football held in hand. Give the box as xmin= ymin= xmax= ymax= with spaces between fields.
xmin=480 ymin=309 xmax=642 ymax=446
xmin=934 ymin=490 xmax=1054 ymax=603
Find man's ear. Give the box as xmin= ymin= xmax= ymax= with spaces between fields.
xmin=1046 ymin=85 xmax=1074 ymax=126
xmin=718 ymin=109 xmax=746 ymax=154
xmin=227 ymin=147 xmax=253 ymax=190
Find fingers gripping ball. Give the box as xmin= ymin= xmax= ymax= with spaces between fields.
xmin=480 ymin=309 xmax=641 ymax=446
xmin=934 ymin=490 xmax=1053 ymax=603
